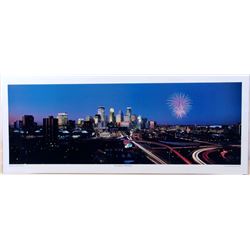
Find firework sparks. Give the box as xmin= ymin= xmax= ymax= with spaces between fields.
xmin=168 ymin=93 xmax=191 ymax=119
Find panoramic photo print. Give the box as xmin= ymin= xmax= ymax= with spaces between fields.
xmin=8 ymin=82 xmax=242 ymax=165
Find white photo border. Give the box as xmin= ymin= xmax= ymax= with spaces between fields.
xmin=2 ymin=75 xmax=249 ymax=174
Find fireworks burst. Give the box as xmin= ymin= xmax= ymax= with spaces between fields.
xmin=168 ymin=93 xmax=191 ymax=119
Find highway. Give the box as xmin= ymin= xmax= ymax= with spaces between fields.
xmin=131 ymin=140 xmax=168 ymax=164
xmin=124 ymin=133 xmax=240 ymax=165
xmin=192 ymin=147 xmax=218 ymax=165
xmin=129 ymin=134 xmax=192 ymax=164
xmin=138 ymin=140 xmax=192 ymax=164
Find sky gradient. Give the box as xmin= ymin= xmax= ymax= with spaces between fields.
xmin=8 ymin=82 xmax=242 ymax=125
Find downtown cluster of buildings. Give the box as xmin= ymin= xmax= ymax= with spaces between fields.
xmin=88 ymin=106 xmax=156 ymax=130
xmin=12 ymin=106 xmax=157 ymax=140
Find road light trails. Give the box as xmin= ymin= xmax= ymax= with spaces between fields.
xmin=192 ymin=147 xmax=217 ymax=165
xmin=202 ymin=149 xmax=218 ymax=164
xmin=146 ymin=156 xmax=161 ymax=165
xmin=132 ymin=140 xmax=167 ymax=164
xmin=138 ymin=140 xmax=192 ymax=164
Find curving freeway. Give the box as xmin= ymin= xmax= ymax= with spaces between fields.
xmin=192 ymin=147 xmax=218 ymax=165
xmin=130 ymin=137 xmax=192 ymax=164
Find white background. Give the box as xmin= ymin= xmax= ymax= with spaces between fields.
xmin=0 ymin=1 xmax=250 ymax=250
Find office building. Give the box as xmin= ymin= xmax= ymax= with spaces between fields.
xmin=43 ymin=116 xmax=58 ymax=142
xmin=131 ymin=114 xmax=137 ymax=122
xmin=57 ymin=112 xmax=68 ymax=128
xmin=85 ymin=116 xmax=94 ymax=123
xmin=126 ymin=107 xmax=132 ymax=120
xmin=83 ymin=121 xmax=94 ymax=131
xmin=98 ymin=106 xmax=106 ymax=128
xmin=143 ymin=118 xmax=148 ymax=129
xmin=77 ymin=118 xmax=84 ymax=127
xmin=94 ymin=114 xmax=101 ymax=125
xmin=97 ymin=106 xmax=105 ymax=122
xmin=109 ymin=108 xmax=115 ymax=123
xmin=149 ymin=121 xmax=156 ymax=129
xmin=14 ymin=120 xmax=23 ymax=130
xmin=68 ymin=120 xmax=76 ymax=130
xmin=124 ymin=115 xmax=130 ymax=123
xmin=22 ymin=115 xmax=35 ymax=132
xmin=137 ymin=115 xmax=147 ymax=129
xmin=116 ymin=110 xmax=123 ymax=124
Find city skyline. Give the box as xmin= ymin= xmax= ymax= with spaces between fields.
xmin=8 ymin=83 xmax=242 ymax=125
xmin=11 ymin=106 xmax=154 ymax=126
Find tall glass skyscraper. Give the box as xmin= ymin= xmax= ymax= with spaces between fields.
xmin=109 ymin=107 xmax=115 ymax=123
xmin=116 ymin=110 xmax=124 ymax=123
xmin=97 ymin=106 xmax=105 ymax=122
xmin=126 ymin=107 xmax=132 ymax=120
xmin=57 ymin=112 xmax=68 ymax=128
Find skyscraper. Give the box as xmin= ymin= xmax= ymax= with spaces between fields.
xmin=126 ymin=107 xmax=132 ymax=120
xmin=131 ymin=114 xmax=137 ymax=122
xmin=98 ymin=106 xmax=106 ymax=128
xmin=22 ymin=115 xmax=35 ymax=132
xmin=137 ymin=115 xmax=147 ymax=129
xmin=94 ymin=114 xmax=101 ymax=125
xmin=57 ymin=112 xmax=68 ymax=128
xmin=131 ymin=114 xmax=138 ymax=127
xmin=116 ymin=110 xmax=123 ymax=124
xmin=43 ymin=116 xmax=58 ymax=142
xmin=109 ymin=107 xmax=115 ymax=123
xmin=97 ymin=106 xmax=105 ymax=122
xmin=149 ymin=121 xmax=156 ymax=129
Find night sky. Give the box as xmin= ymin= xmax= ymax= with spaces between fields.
xmin=8 ymin=82 xmax=242 ymax=125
